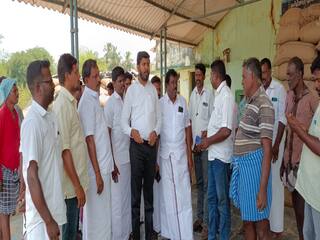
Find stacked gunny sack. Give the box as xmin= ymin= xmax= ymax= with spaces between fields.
xmin=273 ymin=5 xmax=320 ymax=81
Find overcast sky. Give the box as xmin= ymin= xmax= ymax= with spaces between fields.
xmin=0 ymin=0 xmax=156 ymax=62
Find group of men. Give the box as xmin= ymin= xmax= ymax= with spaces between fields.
xmin=0 ymin=50 xmax=320 ymax=240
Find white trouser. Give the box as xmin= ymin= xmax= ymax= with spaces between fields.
xmin=27 ymin=223 xmax=62 ymax=240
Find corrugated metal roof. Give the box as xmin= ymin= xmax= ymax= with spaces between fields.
xmin=16 ymin=0 xmax=249 ymax=46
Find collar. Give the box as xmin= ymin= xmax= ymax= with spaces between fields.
xmin=266 ymin=79 xmax=276 ymax=90
xmin=31 ymin=100 xmax=48 ymax=117
xmin=113 ymin=91 xmax=123 ymax=100
xmin=165 ymin=93 xmax=179 ymax=104
xmin=84 ymin=86 xmax=99 ymax=98
xmin=248 ymin=85 xmax=264 ymax=104
xmin=59 ymin=86 xmax=76 ymax=103
xmin=215 ymin=81 xmax=227 ymax=95
xmin=292 ymin=85 xmax=311 ymax=103
xmin=194 ymin=86 xmax=206 ymax=96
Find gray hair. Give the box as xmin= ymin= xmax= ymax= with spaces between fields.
xmin=243 ymin=57 xmax=262 ymax=83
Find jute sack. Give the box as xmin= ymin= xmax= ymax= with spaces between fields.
xmin=274 ymin=41 xmax=316 ymax=66
xmin=276 ymin=24 xmax=300 ymax=44
xmin=316 ymin=41 xmax=320 ymax=51
xmin=280 ymin=8 xmax=302 ymax=26
xmin=273 ymin=62 xmax=312 ymax=81
xmin=301 ymin=4 xmax=320 ymax=25
xmin=300 ymin=20 xmax=320 ymax=44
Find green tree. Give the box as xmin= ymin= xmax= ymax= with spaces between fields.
xmin=103 ymin=42 xmax=122 ymax=71
xmin=79 ymin=47 xmax=107 ymax=73
xmin=7 ymin=47 xmax=55 ymax=86
xmin=122 ymin=51 xmax=134 ymax=71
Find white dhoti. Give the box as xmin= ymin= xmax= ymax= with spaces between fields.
xmin=27 ymin=223 xmax=62 ymax=240
xmin=269 ymin=138 xmax=285 ymax=233
xmin=83 ymin=173 xmax=111 ymax=240
xmin=160 ymin=151 xmax=193 ymax=240
xmin=111 ymin=163 xmax=131 ymax=240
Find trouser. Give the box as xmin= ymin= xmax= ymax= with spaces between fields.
xmin=303 ymin=201 xmax=320 ymax=240
xmin=130 ymin=140 xmax=157 ymax=240
xmin=62 ymin=197 xmax=79 ymax=240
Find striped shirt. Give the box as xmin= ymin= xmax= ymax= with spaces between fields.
xmin=234 ymin=86 xmax=274 ymax=156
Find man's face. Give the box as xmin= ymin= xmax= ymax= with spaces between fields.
xmin=107 ymin=87 xmax=114 ymax=96
xmin=166 ymin=75 xmax=178 ymax=100
xmin=152 ymin=82 xmax=161 ymax=98
xmin=287 ymin=63 xmax=302 ymax=91
xmin=137 ymin=58 xmax=150 ymax=82
xmin=7 ymin=84 xmax=19 ymax=105
xmin=312 ymin=69 xmax=320 ymax=96
xmin=210 ymin=70 xmax=219 ymax=90
xmin=114 ymin=74 xmax=125 ymax=96
xmin=124 ymin=78 xmax=132 ymax=92
xmin=242 ymin=67 xmax=254 ymax=97
xmin=66 ymin=64 xmax=80 ymax=91
xmin=86 ymin=66 xmax=101 ymax=92
xmin=261 ymin=63 xmax=272 ymax=88
xmin=195 ymin=69 xmax=205 ymax=89
xmin=40 ymin=67 xmax=55 ymax=105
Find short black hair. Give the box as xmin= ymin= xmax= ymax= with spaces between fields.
xmin=0 ymin=76 xmax=6 ymax=84
xmin=311 ymin=56 xmax=320 ymax=74
xmin=165 ymin=69 xmax=178 ymax=85
xmin=151 ymin=75 xmax=161 ymax=84
xmin=210 ymin=60 xmax=226 ymax=81
xmin=57 ymin=53 xmax=77 ymax=85
xmin=243 ymin=58 xmax=262 ymax=80
xmin=107 ymin=82 xmax=114 ymax=90
xmin=225 ymin=74 xmax=232 ymax=88
xmin=288 ymin=56 xmax=304 ymax=76
xmin=137 ymin=51 xmax=150 ymax=65
xmin=82 ymin=59 xmax=98 ymax=82
xmin=124 ymin=71 xmax=133 ymax=80
xmin=112 ymin=66 xmax=125 ymax=82
xmin=26 ymin=60 xmax=51 ymax=92
xmin=195 ymin=63 xmax=206 ymax=75
xmin=260 ymin=58 xmax=272 ymax=69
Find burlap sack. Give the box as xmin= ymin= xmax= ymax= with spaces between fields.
xmin=301 ymin=4 xmax=320 ymax=25
xmin=300 ymin=20 xmax=320 ymax=44
xmin=274 ymin=41 xmax=316 ymax=66
xmin=273 ymin=62 xmax=312 ymax=81
xmin=280 ymin=8 xmax=302 ymax=26
xmin=316 ymin=41 xmax=320 ymax=51
xmin=276 ymin=24 xmax=300 ymax=44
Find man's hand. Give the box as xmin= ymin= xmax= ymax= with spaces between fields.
xmin=280 ymin=162 xmax=286 ymax=180
xmin=272 ymin=144 xmax=279 ymax=163
xmin=95 ymin=172 xmax=104 ymax=194
xmin=199 ymin=137 xmax=209 ymax=150
xmin=155 ymin=163 xmax=160 ymax=173
xmin=201 ymin=131 xmax=207 ymax=138
xmin=193 ymin=144 xmax=201 ymax=153
xmin=112 ymin=164 xmax=120 ymax=183
xmin=75 ymin=185 xmax=86 ymax=208
xmin=45 ymin=218 xmax=60 ymax=240
xmin=286 ymin=113 xmax=306 ymax=133
xmin=148 ymin=131 xmax=157 ymax=146
xmin=131 ymin=129 xmax=143 ymax=144
xmin=256 ymin=189 xmax=267 ymax=211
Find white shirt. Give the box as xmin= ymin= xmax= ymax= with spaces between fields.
xmin=104 ymin=91 xmax=130 ymax=166
xmin=121 ymin=80 xmax=161 ymax=140
xmin=207 ymin=81 xmax=235 ymax=163
xmin=265 ymin=79 xmax=287 ymax=143
xmin=78 ymin=86 xmax=113 ymax=176
xmin=20 ymin=101 xmax=66 ymax=233
xmin=159 ymin=94 xmax=190 ymax=158
xmin=189 ymin=86 xmax=214 ymax=147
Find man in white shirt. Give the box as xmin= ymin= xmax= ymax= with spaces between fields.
xmin=78 ymin=59 xmax=114 ymax=240
xmin=21 ymin=60 xmax=66 ymax=240
xmin=53 ymin=53 xmax=88 ymax=240
xmin=260 ymin=58 xmax=287 ymax=237
xmin=121 ymin=51 xmax=161 ymax=240
xmin=199 ymin=60 xmax=234 ymax=240
xmin=189 ymin=63 xmax=214 ymax=236
xmin=159 ymin=69 xmax=193 ymax=240
xmin=104 ymin=66 xmax=131 ymax=240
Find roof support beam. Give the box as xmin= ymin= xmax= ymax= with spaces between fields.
xmin=37 ymin=0 xmax=197 ymax=46
xmin=143 ymin=0 xmax=214 ymax=29
xmin=167 ymin=0 xmax=263 ymax=28
xmin=150 ymin=0 xmax=187 ymax=39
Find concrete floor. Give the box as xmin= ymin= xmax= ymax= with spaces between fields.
xmin=10 ymin=187 xmax=299 ymax=240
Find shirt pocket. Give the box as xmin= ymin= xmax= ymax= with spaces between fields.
xmin=200 ymin=101 xmax=209 ymax=120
